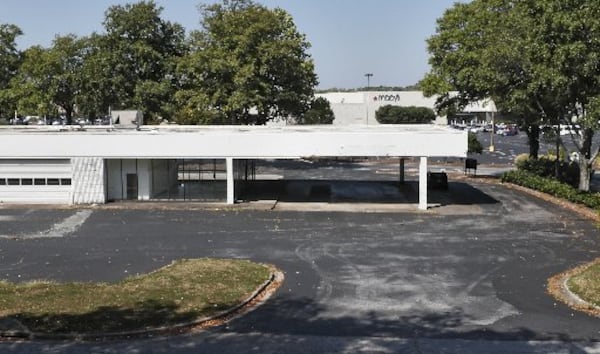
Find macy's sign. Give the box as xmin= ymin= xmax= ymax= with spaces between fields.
xmin=372 ymin=94 xmax=401 ymax=102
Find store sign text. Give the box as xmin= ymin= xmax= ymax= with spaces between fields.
xmin=373 ymin=94 xmax=401 ymax=102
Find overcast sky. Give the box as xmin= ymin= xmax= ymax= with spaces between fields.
xmin=0 ymin=0 xmax=464 ymax=89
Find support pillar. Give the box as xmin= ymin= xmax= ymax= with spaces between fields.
xmin=399 ymin=158 xmax=405 ymax=185
xmin=226 ymin=157 xmax=234 ymax=205
xmin=419 ymin=156 xmax=428 ymax=210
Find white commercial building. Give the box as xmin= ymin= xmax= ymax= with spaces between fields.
xmin=0 ymin=124 xmax=467 ymax=210
xmin=316 ymin=91 xmax=497 ymax=126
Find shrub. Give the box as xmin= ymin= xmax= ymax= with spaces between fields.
xmin=299 ymin=97 xmax=335 ymax=124
xmin=468 ymin=132 xmax=483 ymax=154
xmin=514 ymin=153 xmax=529 ymax=166
xmin=375 ymin=105 xmax=436 ymax=124
xmin=515 ymin=155 xmax=580 ymax=188
xmin=501 ymin=170 xmax=600 ymax=210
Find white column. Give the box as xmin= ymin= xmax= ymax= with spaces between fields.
xmin=419 ymin=156 xmax=428 ymax=210
xmin=226 ymin=157 xmax=235 ymax=204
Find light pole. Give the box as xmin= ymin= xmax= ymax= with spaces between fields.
xmin=488 ymin=100 xmax=497 ymax=152
xmin=365 ymin=73 xmax=373 ymax=124
xmin=489 ymin=110 xmax=495 ymax=152
xmin=364 ymin=73 xmax=373 ymax=89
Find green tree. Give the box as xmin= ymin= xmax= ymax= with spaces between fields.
xmin=525 ymin=1 xmax=600 ymax=192
xmin=85 ymin=1 xmax=185 ymax=122
xmin=422 ymin=0 xmax=546 ymax=159
xmin=424 ymin=0 xmax=600 ymax=191
xmin=0 ymin=24 xmax=23 ymax=118
xmin=176 ymin=0 xmax=317 ymax=125
xmin=76 ymin=34 xmax=115 ymax=119
xmin=297 ymin=97 xmax=335 ymax=124
xmin=9 ymin=35 xmax=87 ymax=124
xmin=47 ymin=35 xmax=87 ymax=124
xmin=375 ymin=105 xmax=435 ymax=124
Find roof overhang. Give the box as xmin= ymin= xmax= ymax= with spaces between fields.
xmin=0 ymin=125 xmax=467 ymax=159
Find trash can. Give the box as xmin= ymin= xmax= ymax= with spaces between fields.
xmin=465 ymin=158 xmax=477 ymax=176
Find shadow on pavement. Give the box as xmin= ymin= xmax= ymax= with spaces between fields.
xmin=222 ymin=294 xmax=588 ymax=344
xmin=239 ymin=180 xmax=500 ymax=207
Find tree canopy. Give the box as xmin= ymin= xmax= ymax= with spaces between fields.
xmin=1 ymin=0 xmax=319 ymax=126
xmin=424 ymin=0 xmax=600 ymax=191
xmin=0 ymin=24 xmax=23 ymax=118
xmin=296 ymin=97 xmax=335 ymax=125
xmin=175 ymin=0 xmax=317 ymax=125
xmin=89 ymin=1 xmax=186 ymax=122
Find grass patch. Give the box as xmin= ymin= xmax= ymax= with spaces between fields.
xmin=0 ymin=258 xmax=271 ymax=335
xmin=567 ymin=261 xmax=600 ymax=308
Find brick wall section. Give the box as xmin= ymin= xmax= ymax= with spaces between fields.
xmin=72 ymin=157 xmax=106 ymax=204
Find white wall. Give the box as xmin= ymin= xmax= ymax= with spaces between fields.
xmin=317 ymin=91 xmax=497 ymax=126
xmin=317 ymin=91 xmax=443 ymax=126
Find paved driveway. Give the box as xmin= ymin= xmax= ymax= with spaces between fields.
xmin=0 ymin=181 xmax=598 ymax=353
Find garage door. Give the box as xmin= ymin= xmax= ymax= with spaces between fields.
xmin=0 ymin=159 xmax=72 ymax=204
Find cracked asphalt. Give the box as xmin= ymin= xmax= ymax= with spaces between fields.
xmin=0 ymin=164 xmax=598 ymax=353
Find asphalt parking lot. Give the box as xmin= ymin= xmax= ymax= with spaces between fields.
xmin=0 ymin=175 xmax=599 ymax=353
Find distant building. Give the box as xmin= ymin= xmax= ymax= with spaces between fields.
xmin=316 ymin=91 xmax=497 ymax=126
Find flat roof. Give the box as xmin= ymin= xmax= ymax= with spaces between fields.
xmin=0 ymin=124 xmax=460 ymax=134
xmin=0 ymin=124 xmax=467 ymax=159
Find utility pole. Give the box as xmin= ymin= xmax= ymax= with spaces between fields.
xmin=365 ymin=73 xmax=373 ymax=124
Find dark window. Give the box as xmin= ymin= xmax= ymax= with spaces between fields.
xmin=0 ymin=178 xmax=5 ymax=185
xmin=7 ymin=178 xmax=19 ymax=185
xmin=21 ymin=178 xmax=33 ymax=185
xmin=60 ymin=178 xmax=71 ymax=186
xmin=47 ymin=178 xmax=60 ymax=185
xmin=34 ymin=178 xmax=46 ymax=185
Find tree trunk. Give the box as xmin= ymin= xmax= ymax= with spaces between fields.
xmin=526 ymin=124 xmax=540 ymax=159
xmin=65 ymin=107 xmax=73 ymax=125
xmin=577 ymin=128 xmax=594 ymax=192
xmin=578 ymin=159 xmax=591 ymax=192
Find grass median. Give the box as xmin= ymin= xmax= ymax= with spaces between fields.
xmin=0 ymin=258 xmax=272 ymax=335
xmin=568 ymin=261 xmax=600 ymax=308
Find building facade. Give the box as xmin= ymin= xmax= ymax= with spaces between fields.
xmin=0 ymin=125 xmax=467 ymax=210
xmin=316 ymin=91 xmax=497 ymax=126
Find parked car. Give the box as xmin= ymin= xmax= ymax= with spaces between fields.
xmin=496 ymin=124 xmax=518 ymax=136
xmin=559 ymin=124 xmax=580 ymax=136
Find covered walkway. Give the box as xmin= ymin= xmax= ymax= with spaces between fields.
xmin=0 ymin=125 xmax=467 ymax=210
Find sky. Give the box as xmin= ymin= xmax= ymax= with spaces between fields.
xmin=0 ymin=0 xmax=462 ymax=89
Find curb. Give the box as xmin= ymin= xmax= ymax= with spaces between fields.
xmin=561 ymin=277 xmax=600 ymax=310
xmin=456 ymin=174 xmax=600 ymax=223
xmin=458 ymin=176 xmax=600 ymax=317
xmin=0 ymin=268 xmax=284 ymax=341
xmin=502 ymin=182 xmax=600 ymax=223
xmin=547 ymin=259 xmax=600 ymax=318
